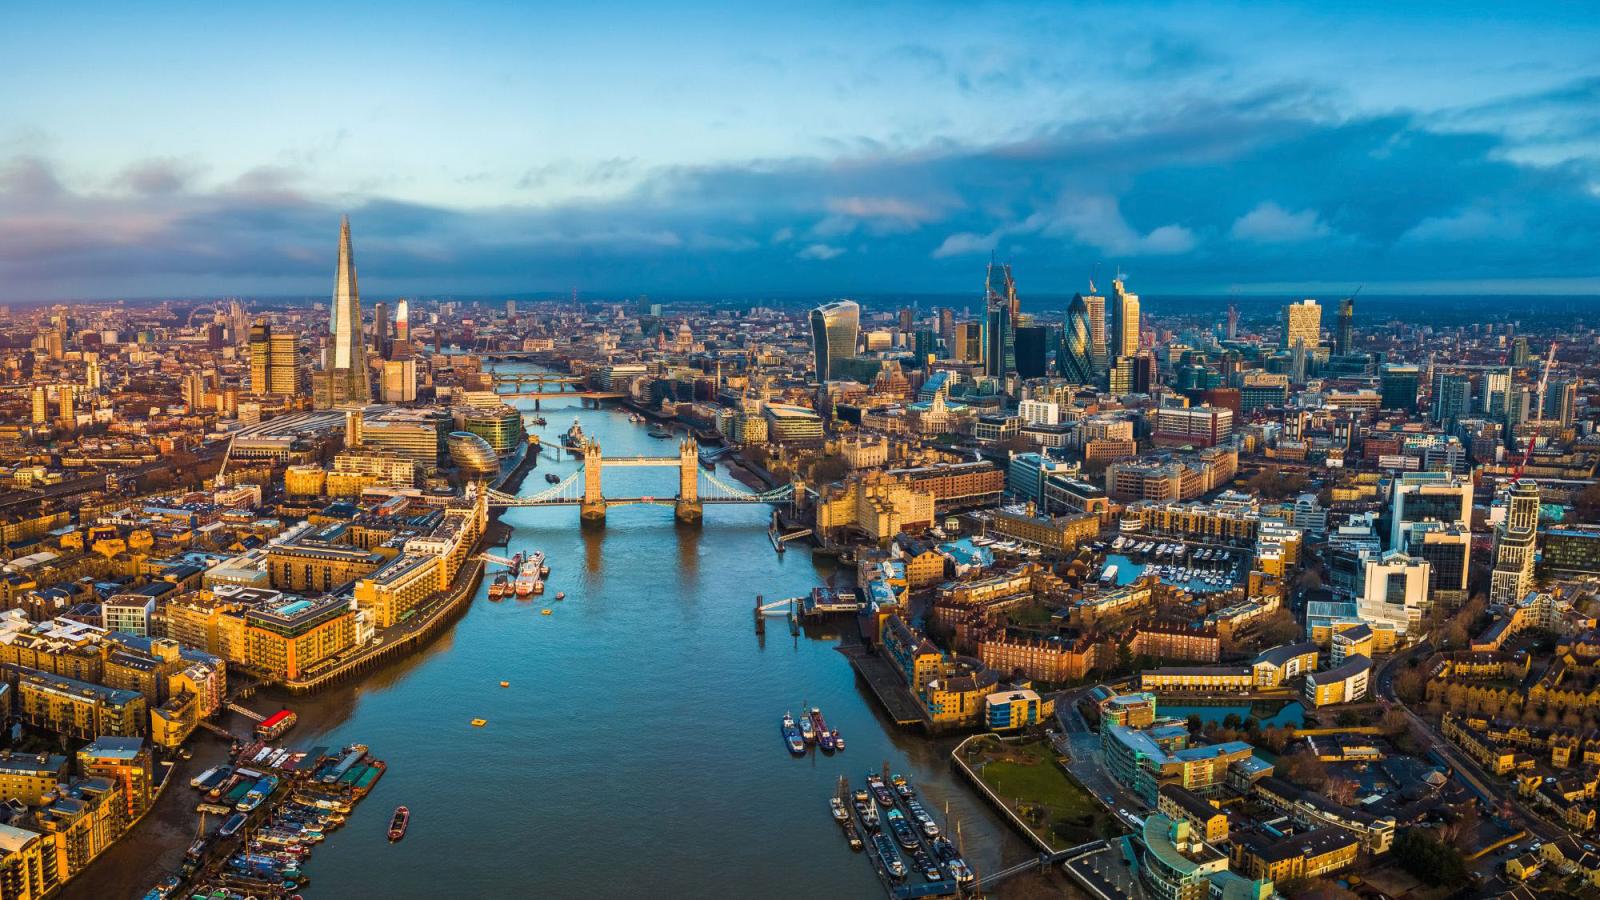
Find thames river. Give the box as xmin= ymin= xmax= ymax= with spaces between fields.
xmin=72 ymin=382 xmax=1029 ymax=898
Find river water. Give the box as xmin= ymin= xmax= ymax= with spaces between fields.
xmin=74 ymin=380 xmax=1030 ymax=898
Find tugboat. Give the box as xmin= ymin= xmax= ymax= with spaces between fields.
xmin=892 ymin=774 xmax=914 ymax=799
xmin=387 ymin=806 xmax=409 ymax=842
xmin=781 ymin=713 xmax=806 ymax=755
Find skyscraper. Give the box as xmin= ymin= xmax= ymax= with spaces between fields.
xmin=1110 ymin=278 xmax=1139 ymax=359
xmin=1490 ymin=481 xmax=1540 ymax=602
xmin=395 ymin=298 xmax=411 ymax=345
xmin=1059 ymin=294 xmax=1096 ymax=383
xmin=248 ymin=320 xmax=270 ymax=394
xmin=1335 ymin=297 xmax=1354 ymax=355
xmin=1282 ymin=299 xmax=1321 ymax=351
xmin=1225 ymin=303 xmax=1239 ymax=341
xmin=1082 ymin=286 xmax=1108 ymax=375
xmin=1380 ymin=364 xmax=1420 ymax=411
xmin=1014 ymin=326 xmax=1048 ymax=379
xmin=373 ymin=300 xmax=389 ymax=358
xmin=269 ymin=328 xmax=301 ymax=397
xmin=809 ymin=300 xmax=859 ymax=382
xmin=938 ymin=308 xmax=955 ymax=351
xmin=315 ymin=215 xmax=371 ymax=407
xmin=984 ymin=261 xmax=1017 ymax=375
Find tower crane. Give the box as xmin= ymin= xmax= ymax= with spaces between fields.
xmin=1513 ymin=342 xmax=1558 ymax=483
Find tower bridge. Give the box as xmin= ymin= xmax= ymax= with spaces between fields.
xmin=484 ymin=437 xmax=793 ymax=524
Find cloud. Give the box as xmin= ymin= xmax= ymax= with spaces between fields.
xmin=2 ymin=92 xmax=1599 ymax=300
xmin=1229 ymin=202 xmax=1331 ymax=243
xmin=797 ymin=243 xmax=845 ymax=260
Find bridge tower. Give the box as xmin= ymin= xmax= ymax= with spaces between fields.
xmin=676 ymin=437 xmax=702 ymax=524
xmin=580 ymin=439 xmax=606 ymax=523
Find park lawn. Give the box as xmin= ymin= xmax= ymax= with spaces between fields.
xmin=973 ymin=738 xmax=1104 ymax=845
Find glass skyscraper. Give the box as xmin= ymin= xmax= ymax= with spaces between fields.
xmin=809 ymin=300 xmax=859 ymax=382
xmin=1059 ymin=293 xmax=1095 ymax=383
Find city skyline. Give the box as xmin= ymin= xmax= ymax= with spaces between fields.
xmin=2 ymin=1 xmax=1599 ymax=301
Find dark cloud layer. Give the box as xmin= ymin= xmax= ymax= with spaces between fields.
xmin=2 ymin=87 xmax=1598 ymax=302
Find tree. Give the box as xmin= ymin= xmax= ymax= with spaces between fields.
xmin=1324 ymin=776 xmax=1358 ymax=806
xmin=1393 ymin=829 xmax=1469 ymax=886
xmin=1282 ymin=749 xmax=1329 ymax=789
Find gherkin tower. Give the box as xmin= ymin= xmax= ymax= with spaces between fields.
xmin=1059 ymin=293 xmax=1095 ymax=383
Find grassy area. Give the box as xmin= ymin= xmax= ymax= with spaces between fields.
xmin=1007 ymin=602 xmax=1060 ymax=627
xmin=967 ymin=737 xmax=1107 ymax=848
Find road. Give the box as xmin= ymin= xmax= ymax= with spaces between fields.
xmin=1051 ymin=688 xmax=1147 ymax=819
xmin=1374 ymin=636 xmax=1566 ymax=843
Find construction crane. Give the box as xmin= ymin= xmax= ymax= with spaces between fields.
xmin=214 ymin=432 xmax=237 ymax=490
xmin=1513 ymin=341 xmax=1559 ymax=482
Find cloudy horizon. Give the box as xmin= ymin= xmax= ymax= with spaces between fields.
xmin=4 ymin=1 xmax=1598 ymax=302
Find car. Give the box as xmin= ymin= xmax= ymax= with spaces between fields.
xmin=1102 ymin=795 xmax=1115 ymax=804
xmin=1507 ymin=844 xmax=1518 ymax=852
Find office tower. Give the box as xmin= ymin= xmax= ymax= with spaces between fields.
xmin=983 ymin=299 xmax=1011 ymax=378
xmin=1482 ymin=369 xmax=1511 ymax=418
xmin=395 ymin=298 xmax=411 ymax=345
xmin=269 ymin=329 xmax=300 ymax=397
xmin=346 ymin=409 xmax=365 ymax=447
xmin=85 ymin=355 xmax=101 ymax=393
xmin=1389 ymin=471 xmax=1473 ymax=550
xmin=1133 ymin=351 xmax=1158 ymax=394
xmin=248 ymin=321 xmax=270 ymax=394
xmin=182 ymin=372 xmax=205 ymax=409
xmin=1059 ymin=294 xmax=1096 ymax=383
xmin=1081 ymin=287 xmax=1108 ymax=375
xmin=1490 ymin=481 xmax=1540 ymax=601
xmin=912 ymin=329 xmax=937 ymax=369
xmin=1544 ymin=378 xmax=1576 ymax=426
xmin=808 ymin=300 xmax=859 ymax=382
xmin=1290 ymin=340 xmax=1308 ymax=384
xmin=1408 ymin=524 xmax=1472 ymax=609
xmin=1509 ymin=336 xmax=1530 ymax=368
xmin=56 ymin=385 xmax=74 ymax=426
xmin=1335 ymin=297 xmax=1354 ymax=355
xmin=31 ymin=386 xmax=46 ymax=425
xmin=1380 ymin=364 xmax=1420 ymax=411
xmin=1432 ymin=373 xmax=1472 ymax=426
xmin=506 ymin=299 xmax=517 ymax=319
xmin=1110 ymin=278 xmax=1140 ymax=359
xmin=1225 ymin=303 xmax=1239 ymax=341
xmin=1014 ymin=326 xmax=1049 ymax=379
xmin=898 ymin=307 xmax=914 ymax=333
xmin=315 ymin=215 xmax=372 ymax=406
xmin=382 ymin=354 xmax=418 ymax=402
xmin=938 ymin=308 xmax=955 ymax=350
xmin=954 ymin=322 xmax=983 ymax=363
xmin=373 ymin=300 xmax=389 ymax=358
xmin=1108 ymin=356 xmax=1134 ymax=394
xmin=984 ymin=261 xmax=1017 ymax=375
xmin=1282 ymin=299 xmax=1321 ymax=351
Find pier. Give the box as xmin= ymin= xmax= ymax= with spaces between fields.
xmin=840 ymin=645 xmax=930 ymax=729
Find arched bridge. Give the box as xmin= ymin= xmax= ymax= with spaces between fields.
xmin=485 ymin=437 xmax=793 ymax=524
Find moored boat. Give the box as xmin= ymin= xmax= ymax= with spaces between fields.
xmin=544 ymin=472 xmax=560 ymax=484
xmin=781 ymin=713 xmax=806 ymax=755
xmin=831 ymin=729 xmax=844 ymax=751
xmin=798 ymin=713 xmax=816 ymax=744
xmin=810 ymin=708 xmax=834 ymax=751
xmin=387 ymin=806 xmax=409 ymax=842
xmin=830 ymin=797 xmax=848 ymax=822
xmin=892 ymin=773 xmax=913 ymax=799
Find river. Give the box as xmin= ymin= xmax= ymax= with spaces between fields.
xmin=70 ymin=377 xmax=1032 ymax=898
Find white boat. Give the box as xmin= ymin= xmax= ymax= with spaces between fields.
xmin=1099 ymin=565 xmax=1118 ymax=585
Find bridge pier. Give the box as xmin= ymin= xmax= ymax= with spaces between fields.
xmin=674 ymin=498 xmax=703 ymax=524
xmin=580 ymin=500 xmax=607 ymax=524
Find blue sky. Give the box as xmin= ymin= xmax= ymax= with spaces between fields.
xmin=2 ymin=0 xmax=1598 ymax=301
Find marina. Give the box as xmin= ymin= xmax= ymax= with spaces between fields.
xmin=839 ymin=771 xmax=977 ymax=899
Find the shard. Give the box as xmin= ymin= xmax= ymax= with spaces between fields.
xmin=315 ymin=215 xmax=372 ymax=406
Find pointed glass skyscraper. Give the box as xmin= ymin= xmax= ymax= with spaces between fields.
xmin=1059 ymin=293 xmax=1095 ymax=383
xmin=314 ymin=215 xmax=372 ymax=406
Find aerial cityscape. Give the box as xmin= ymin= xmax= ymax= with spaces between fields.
xmin=3 ymin=3 xmax=1600 ymax=900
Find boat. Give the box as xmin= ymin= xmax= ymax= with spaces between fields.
xmin=191 ymin=766 xmax=227 ymax=789
xmin=873 ymin=834 xmax=906 ymax=880
xmin=831 ymin=730 xmax=844 ymax=751
xmin=471 ymin=718 xmax=488 ymax=727
xmin=628 ymin=413 xmax=644 ymax=423
xmin=561 ymin=419 xmax=587 ymax=449
xmin=841 ymin=816 xmax=864 ymax=851
xmin=781 ymin=713 xmax=806 ymax=755
xmin=892 ymin=774 xmax=914 ymax=799
xmin=387 ymin=806 xmax=409 ymax=842
xmin=647 ymin=428 xmax=672 ymax=439
xmin=219 ymin=813 xmax=246 ymax=838
xmin=514 ymin=556 xmax=544 ymax=597
xmin=544 ymin=473 xmax=560 ymax=484
xmin=867 ymin=774 xmax=896 ymax=807
xmin=1100 ymin=564 xmax=1118 ymax=584
xmin=555 ymin=592 xmax=566 ymax=600
xmin=887 ymin=809 xmax=920 ymax=850
xmin=858 ymin=797 xmax=880 ymax=830
xmin=830 ymin=797 xmax=848 ymax=822
xmin=499 ymin=681 xmax=509 ymax=688
xmin=541 ymin=608 xmax=552 ymax=615
xmin=488 ymin=574 xmax=510 ymax=598
xmin=798 ymin=713 xmax=816 ymax=744
xmin=810 ymin=709 xmax=834 ymax=751
xmin=256 ymin=709 xmax=297 ymax=741
xmin=947 ymin=858 xmax=975 ymax=884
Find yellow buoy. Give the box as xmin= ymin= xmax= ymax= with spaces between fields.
xmin=541 ymin=609 xmax=552 ymax=615
xmin=499 ymin=681 xmax=510 ymax=688
xmin=470 ymin=718 xmax=488 ymax=727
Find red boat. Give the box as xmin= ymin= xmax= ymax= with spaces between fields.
xmin=388 ymin=806 xmax=409 ymax=842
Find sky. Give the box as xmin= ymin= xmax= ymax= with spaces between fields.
xmin=2 ymin=0 xmax=1599 ymax=302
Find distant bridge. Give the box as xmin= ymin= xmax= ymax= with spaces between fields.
xmin=484 ymin=437 xmax=793 ymax=524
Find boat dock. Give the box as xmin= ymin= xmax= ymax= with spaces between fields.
xmin=841 ymin=772 xmax=971 ymax=899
